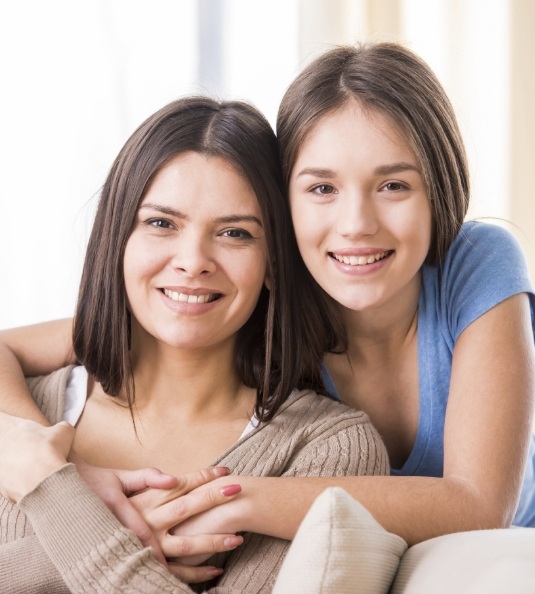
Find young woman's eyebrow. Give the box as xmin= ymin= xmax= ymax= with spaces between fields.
xmin=295 ymin=167 xmax=336 ymax=179
xmin=374 ymin=162 xmax=420 ymax=175
xmin=139 ymin=203 xmax=262 ymax=227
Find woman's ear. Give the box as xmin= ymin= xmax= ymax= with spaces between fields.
xmin=264 ymin=273 xmax=271 ymax=291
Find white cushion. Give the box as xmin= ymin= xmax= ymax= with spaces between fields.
xmin=273 ymin=487 xmax=407 ymax=594
xmin=391 ymin=527 xmax=535 ymax=594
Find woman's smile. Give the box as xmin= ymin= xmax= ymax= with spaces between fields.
xmin=124 ymin=152 xmax=268 ymax=351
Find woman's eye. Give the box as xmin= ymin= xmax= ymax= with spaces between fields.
xmin=147 ymin=218 xmax=173 ymax=229
xmin=222 ymin=228 xmax=253 ymax=239
xmin=311 ymin=184 xmax=336 ymax=195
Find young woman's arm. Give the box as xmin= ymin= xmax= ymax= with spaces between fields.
xmin=0 ymin=321 xmax=242 ymax=573
xmin=0 ymin=413 xmax=247 ymax=590
xmin=150 ymin=293 xmax=535 ymax=546
xmin=0 ymin=319 xmax=75 ymax=423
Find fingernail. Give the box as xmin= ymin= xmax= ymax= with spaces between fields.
xmin=207 ymin=568 xmax=225 ymax=578
xmin=224 ymin=535 xmax=244 ymax=549
xmin=220 ymin=484 xmax=241 ymax=497
xmin=213 ymin=466 xmax=231 ymax=477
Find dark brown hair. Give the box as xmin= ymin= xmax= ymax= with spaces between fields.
xmin=74 ymin=97 xmax=338 ymax=421
xmin=277 ymin=42 xmax=470 ymax=265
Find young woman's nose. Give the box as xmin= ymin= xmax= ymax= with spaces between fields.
xmin=335 ymin=191 xmax=379 ymax=238
xmin=169 ymin=235 xmax=217 ymax=277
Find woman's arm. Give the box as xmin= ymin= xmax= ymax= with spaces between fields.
xmin=0 ymin=322 xmax=240 ymax=571
xmin=154 ymin=294 xmax=535 ymax=546
xmin=0 ymin=414 xmax=245 ymax=591
xmin=0 ymin=319 xmax=75 ymax=423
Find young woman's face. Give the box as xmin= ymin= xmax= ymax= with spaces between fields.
xmin=124 ymin=152 xmax=268 ymax=352
xmin=289 ymin=101 xmax=432 ymax=315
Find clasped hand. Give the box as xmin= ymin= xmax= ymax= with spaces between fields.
xmin=0 ymin=412 xmax=244 ymax=584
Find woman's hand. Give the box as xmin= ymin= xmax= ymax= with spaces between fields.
xmin=130 ymin=472 xmax=245 ymax=579
xmin=0 ymin=411 xmax=73 ymax=503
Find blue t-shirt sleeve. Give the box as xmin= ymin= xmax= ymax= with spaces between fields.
xmin=439 ymin=221 xmax=535 ymax=342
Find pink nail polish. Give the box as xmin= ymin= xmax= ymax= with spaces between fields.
xmin=220 ymin=484 xmax=241 ymax=497
xmin=207 ymin=568 xmax=224 ymax=578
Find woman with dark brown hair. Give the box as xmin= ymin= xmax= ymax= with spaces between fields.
xmin=0 ymin=96 xmax=387 ymax=593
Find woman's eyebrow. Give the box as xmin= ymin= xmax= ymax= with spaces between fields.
xmin=139 ymin=203 xmax=186 ymax=218
xmin=215 ymin=215 xmax=263 ymax=226
xmin=139 ymin=204 xmax=262 ymax=226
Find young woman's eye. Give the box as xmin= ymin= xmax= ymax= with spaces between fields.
xmin=381 ymin=181 xmax=408 ymax=192
xmin=222 ymin=228 xmax=253 ymax=239
xmin=311 ymin=184 xmax=336 ymax=195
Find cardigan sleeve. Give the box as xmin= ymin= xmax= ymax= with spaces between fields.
xmin=17 ymin=464 xmax=198 ymax=594
xmin=0 ymin=533 xmax=70 ymax=593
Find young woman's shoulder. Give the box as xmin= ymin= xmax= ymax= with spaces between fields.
xmin=452 ymin=220 xmax=527 ymax=256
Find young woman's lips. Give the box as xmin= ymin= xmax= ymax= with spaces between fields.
xmin=328 ymin=249 xmax=394 ymax=273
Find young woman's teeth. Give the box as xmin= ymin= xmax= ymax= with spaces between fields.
xmin=333 ymin=251 xmax=389 ymax=266
xmin=163 ymin=289 xmax=217 ymax=303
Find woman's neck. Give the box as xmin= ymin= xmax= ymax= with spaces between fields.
xmin=124 ymin=336 xmax=252 ymax=421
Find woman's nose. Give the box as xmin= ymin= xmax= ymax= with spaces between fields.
xmin=169 ymin=235 xmax=217 ymax=277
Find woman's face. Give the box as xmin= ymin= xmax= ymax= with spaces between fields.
xmin=124 ymin=152 xmax=268 ymax=352
xmin=289 ymin=101 xmax=432 ymax=315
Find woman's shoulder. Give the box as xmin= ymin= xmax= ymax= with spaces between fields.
xmin=26 ymin=365 xmax=77 ymax=424
xmin=279 ymin=389 xmax=373 ymax=427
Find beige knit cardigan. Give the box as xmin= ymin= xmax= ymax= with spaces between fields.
xmin=0 ymin=367 xmax=388 ymax=593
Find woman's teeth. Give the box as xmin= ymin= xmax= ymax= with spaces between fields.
xmin=163 ymin=289 xmax=218 ymax=303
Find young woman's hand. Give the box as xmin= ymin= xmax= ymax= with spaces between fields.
xmin=129 ymin=471 xmax=244 ymax=579
xmin=0 ymin=412 xmax=73 ymax=503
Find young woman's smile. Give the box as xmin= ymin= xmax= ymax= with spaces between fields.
xmin=289 ymin=101 xmax=432 ymax=315
xmin=124 ymin=152 xmax=268 ymax=352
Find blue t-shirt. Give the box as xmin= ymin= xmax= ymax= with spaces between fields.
xmin=323 ymin=221 xmax=535 ymax=526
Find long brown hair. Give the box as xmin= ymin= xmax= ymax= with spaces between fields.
xmin=74 ymin=97 xmax=338 ymax=422
xmin=277 ymin=42 xmax=470 ymax=265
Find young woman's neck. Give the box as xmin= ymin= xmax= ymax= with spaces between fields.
xmin=343 ymin=274 xmax=421 ymax=361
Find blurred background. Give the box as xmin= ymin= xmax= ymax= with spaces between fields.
xmin=1 ymin=0 xmax=534 ymax=328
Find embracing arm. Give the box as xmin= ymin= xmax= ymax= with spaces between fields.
xmin=0 ymin=415 xmax=243 ymax=593
xmin=0 ymin=321 xmax=241 ymax=573
xmin=0 ymin=319 xmax=75 ymax=423
xmin=174 ymin=293 xmax=535 ymax=546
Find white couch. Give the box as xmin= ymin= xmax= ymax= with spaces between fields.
xmin=272 ymin=488 xmax=535 ymax=593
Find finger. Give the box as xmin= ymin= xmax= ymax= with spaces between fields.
xmin=170 ymin=467 xmax=231 ymax=498
xmin=115 ymin=467 xmax=179 ymax=495
xmin=149 ymin=483 xmax=241 ymax=528
xmin=162 ymin=533 xmax=244 ymax=560
xmin=112 ymin=497 xmax=168 ymax=566
xmin=167 ymin=562 xmax=224 ymax=584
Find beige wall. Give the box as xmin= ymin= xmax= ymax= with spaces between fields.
xmin=510 ymin=0 xmax=535 ymax=280
xmin=297 ymin=0 xmax=535 ymax=283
